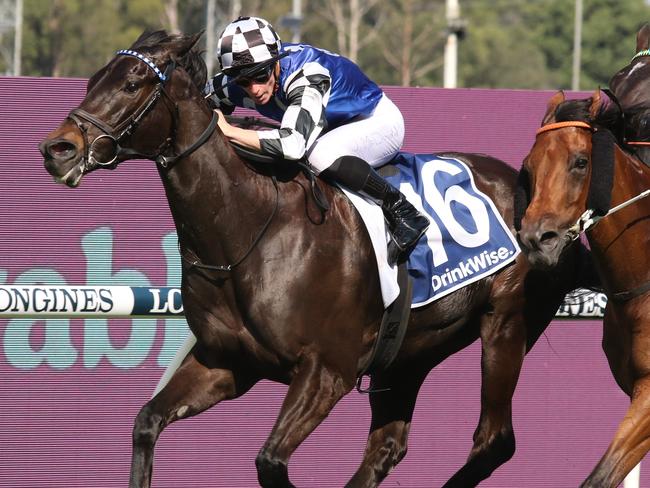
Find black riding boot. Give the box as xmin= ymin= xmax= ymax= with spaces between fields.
xmin=359 ymin=170 xmax=430 ymax=265
xmin=321 ymin=155 xmax=430 ymax=265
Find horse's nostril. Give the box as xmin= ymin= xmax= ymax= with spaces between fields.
xmin=519 ymin=227 xmax=558 ymax=252
xmin=539 ymin=230 xmax=559 ymax=244
xmin=42 ymin=140 xmax=77 ymax=160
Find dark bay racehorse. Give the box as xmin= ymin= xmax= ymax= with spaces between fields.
xmin=609 ymin=22 xmax=650 ymax=164
xmin=40 ymin=31 xmax=592 ymax=488
xmin=518 ymin=90 xmax=650 ymax=488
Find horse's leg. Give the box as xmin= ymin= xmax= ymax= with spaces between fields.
xmin=441 ymin=306 xmax=525 ymax=487
xmin=129 ymin=344 xmax=257 ymax=488
xmin=255 ymin=353 xmax=354 ymax=488
xmin=345 ymin=368 xmax=428 ymax=488
xmin=443 ymin=264 xmax=572 ymax=487
xmin=580 ymin=310 xmax=650 ymax=488
xmin=581 ymin=377 xmax=650 ymax=487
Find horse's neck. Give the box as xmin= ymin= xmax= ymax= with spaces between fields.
xmin=159 ymin=101 xmax=271 ymax=257
xmin=589 ymin=149 xmax=650 ymax=293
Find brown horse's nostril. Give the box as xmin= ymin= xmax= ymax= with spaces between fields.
xmin=39 ymin=139 xmax=78 ymax=160
xmin=519 ymin=227 xmax=559 ymax=253
xmin=539 ymin=230 xmax=559 ymax=246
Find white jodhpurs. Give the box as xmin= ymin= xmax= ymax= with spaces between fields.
xmin=307 ymin=94 xmax=405 ymax=174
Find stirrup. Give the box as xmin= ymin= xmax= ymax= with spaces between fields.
xmin=387 ymin=224 xmax=429 ymax=266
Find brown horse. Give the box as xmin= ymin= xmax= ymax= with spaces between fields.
xmin=518 ymin=90 xmax=650 ymax=488
xmin=39 ymin=31 xmax=592 ymax=488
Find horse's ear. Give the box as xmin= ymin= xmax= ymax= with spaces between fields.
xmin=637 ymin=23 xmax=650 ymax=52
xmin=541 ymin=91 xmax=565 ymax=125
xmin=172 ymin=31 xmax=204 ymax=57
xmin=589 ymin=89 xmax=602 ymax=119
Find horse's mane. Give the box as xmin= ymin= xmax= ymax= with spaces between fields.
xmin=130 ymin=30 xmax=207 ymax=93
xmin=553 ymin=95 xmax=624 ymax=138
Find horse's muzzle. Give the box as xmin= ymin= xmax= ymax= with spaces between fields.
xmin=518 ymin=222 xmax=567 ymax=269
xmin=40 ymin=138 xmax=84 ymax=187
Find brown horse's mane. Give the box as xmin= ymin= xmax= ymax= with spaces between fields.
xmin=130 ymin=29 xmax=208 ymax=94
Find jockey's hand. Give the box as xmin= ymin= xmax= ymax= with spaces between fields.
xmin=215 ymin=109 xmax=233 ymax=138
xmin=214 ymin=109 xmax=262 ymax=152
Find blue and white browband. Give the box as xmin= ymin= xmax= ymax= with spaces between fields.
xmin=116 ymin=49 xmax=167 ymax=82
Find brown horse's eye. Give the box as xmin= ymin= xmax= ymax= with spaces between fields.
xmin=574 ymin=157 xmax=588 ymax=170
xmin=125 ymin=81 xmax=139 ymax=93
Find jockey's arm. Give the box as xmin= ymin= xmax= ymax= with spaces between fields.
xmin=212 ymin=63 xmax=332 ymax=160
xmin=256 ymin=65 xmax=331 ymax=160
xmin=215 ymin=113 xmax=262 ymax=151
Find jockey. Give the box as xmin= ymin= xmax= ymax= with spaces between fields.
xmin=207 ymin=16 xmax=429 ymax=265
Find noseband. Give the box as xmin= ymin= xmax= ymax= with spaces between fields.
xmin=68 ymin=49 xmax=217 ymax=172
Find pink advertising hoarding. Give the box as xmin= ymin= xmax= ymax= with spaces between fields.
xmin=0 ymin=76 xmax=640 ymax=487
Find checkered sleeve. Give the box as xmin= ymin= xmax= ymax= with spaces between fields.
xmin=205 ymin=73 xmax=236 ymax=115
xmin=258 ymin=62 xmax=331 ymax=160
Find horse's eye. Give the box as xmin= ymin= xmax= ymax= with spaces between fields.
xmin=573 ymin=157 xmax=588 ymax=170
xmin=640 ymin=116 xmax=650 ymax=131
xmin=125 ymin=82 xmax=139 ymax=93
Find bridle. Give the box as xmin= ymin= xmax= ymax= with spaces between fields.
xmin=534 ymin=119 xmax=650 ymax=301
xmin=67 ymin=49 xmax=217 ymax=173
xmin=67 ymin=48 xmax=285 ymax=275
xmin=534 ymin=120 xmax=650 ymax=238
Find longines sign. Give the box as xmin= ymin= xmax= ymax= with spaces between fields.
xmin=0 ymin=286 xmax=183 ymax=317
xmin=0 ymin=285 xmax=605 ymax=318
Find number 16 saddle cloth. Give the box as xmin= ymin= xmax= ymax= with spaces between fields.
xmin=342 ymin=152 xmax=520 ymax=309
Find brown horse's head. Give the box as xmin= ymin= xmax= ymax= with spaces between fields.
xmin=518 ymin=90 xmax=620 ymax=269
xmin=39 ymin=30 xmax=205 ymax=187
xmin=609 ymin=23 xmax=650 ymax=163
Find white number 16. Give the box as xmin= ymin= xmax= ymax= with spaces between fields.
xmin=399 ymin=158 xmax=490 ymax=267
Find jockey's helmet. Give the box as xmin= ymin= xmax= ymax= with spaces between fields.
xmin=216 ymin=16 xmax=282 ymax=78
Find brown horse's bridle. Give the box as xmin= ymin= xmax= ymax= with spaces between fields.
xmin=535 ymin=119 xmax=650 ymax=300
xmin=67 ymin=50 xmax=217 ymax=172
xmin=534 ymin=120 xmax=650 ymax=239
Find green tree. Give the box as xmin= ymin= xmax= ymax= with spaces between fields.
xmin=21 ymin=0 xmax=166 ymax=78
xmin=524 ymin=0 xmax=650 ymax=90
xmin=15 ymin=0 xmax=650 ymax=90
xmin=458 ymin=0 xmax=556 ymax=88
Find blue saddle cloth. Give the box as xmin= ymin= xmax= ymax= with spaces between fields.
xmin=383 ymin=153 xmax=520 ymax=307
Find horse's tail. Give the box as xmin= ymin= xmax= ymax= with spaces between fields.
xmin=152 ymin=332 xmax=198 ymax=397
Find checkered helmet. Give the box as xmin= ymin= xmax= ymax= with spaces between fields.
xmin=217 ymin=16 xmax=282 ymax=74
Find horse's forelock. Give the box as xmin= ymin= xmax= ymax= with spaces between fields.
xmin=553 ymin=97 xmax=622 ymax=135
xmin=553 ymin=99 xmax=592 ymax=124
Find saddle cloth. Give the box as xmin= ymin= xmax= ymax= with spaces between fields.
xmin=343 ymin=152 xmax=520 ymax=308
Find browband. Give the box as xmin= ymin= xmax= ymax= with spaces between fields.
xmin=536 ymin=121 xmax=593 ymax=136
